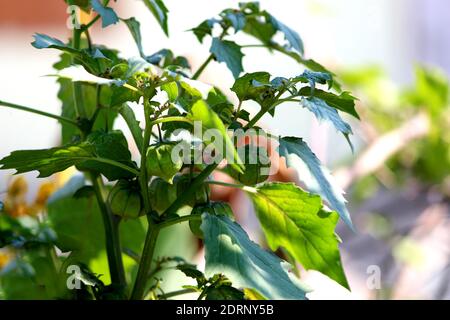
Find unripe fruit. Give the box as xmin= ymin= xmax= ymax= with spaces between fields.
xmin=226 ymin=145 xmax=271 ymax=186
xmin=148 ymin=177 xmax=178 ymax=214
xmin=108 ymin=180 xmax=144 ymax=219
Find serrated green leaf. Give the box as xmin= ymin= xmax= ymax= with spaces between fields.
xmin=0 ymin=131 xmax=136 ymax=180
xmin=142 ymin=0 xmax=169 ymax=36
xmin=246 ymin=182 xmax=349 ymax=289
xmin=301 ymin=97 xmax=353 ymax=149
xmin=201 ymin=213 xmax=308 ymax=300
xmin=231 ymin=72 xmax=271 ymax=103
xmin=91 ymin=0 xmax=119 ymax=28
xmin=278 ymin=137 xmax=353 ymax=229
xmin=122 ymin=17 xmax=144 ymax=57
xmin=298 ymin=87 xmax=359 ymax=119
xmin=210 ymin=38 xmax=244 ymax=79
xmin=31 ymin=33 xmax=76 ymax=52
xmin=77 ymin=130 xmax=136 ymax=181
xmin=0 ymin=144 xmax=93 ymax=178
xmin=190 ymin=19 xmax=217 ymax=43
xmin=269 ymin=15 xmax=304 ymax=55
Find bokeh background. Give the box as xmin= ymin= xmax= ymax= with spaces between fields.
xmin=0 ymin=0 xmax=449 ymax=299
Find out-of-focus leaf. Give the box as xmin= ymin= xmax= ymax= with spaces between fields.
xmin=201 ymin=213 xmax=308 ymax=300
xmin=142 ymin=0 xmax=169 ymax=36
xmin=210 ymin=38 xmax=244 ymax=79
xmin=301 ymin=97 xmax=353 ymax=149
xmin=122 ymin=17 xmax=144 ymax=57
xmin=91 ymin=0 xmax=119 ymax=28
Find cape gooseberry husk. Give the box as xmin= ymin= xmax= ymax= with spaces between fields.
xmin=226 ymin=145 xmax=271 ymax=186
xmin=148 ymin=174 xmax=210 ymax=214
xmin=108 ymin=180 xmax=144 ymax=219
xmin=189 ymin=202 xmax=234 ymax=238
xmin=146 ymin=143 xmax=183 ymax=184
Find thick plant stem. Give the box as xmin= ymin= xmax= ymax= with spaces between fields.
xmin=130 ymin=223 xmax=159 ymax=300
xmin=139 ymin=99 xmax=153 ymax=213
xmin=131 ymin=97 xmax=157 ymax=300
xmin=90 ymin=173 xmax=126 ymax=291
xmin=161 ymin=163 xmax=218 ymax=217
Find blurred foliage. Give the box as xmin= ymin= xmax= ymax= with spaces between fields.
xmin=342 ymin=66 xmax=450 ymax=189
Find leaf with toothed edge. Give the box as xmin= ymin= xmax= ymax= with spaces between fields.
xmin=277 ymin=137 xmax=353 ymax=229
xmin=246 ymin=182 xmax=350 ymax=289
xmin=201 ymin=213 xmax=309 ymax=300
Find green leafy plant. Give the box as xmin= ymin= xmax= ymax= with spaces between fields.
xmin=0 ymin=0 xmax=358 ymax=300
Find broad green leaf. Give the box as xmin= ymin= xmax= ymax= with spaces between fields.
xmin=0 ymin=143 xmax=93 ymax=177
xmin=118 ymin=104 xmax=143 ymax=151
xmin=146 ymin=143 xmax=183 ymax=183
xmin=201 ymin=213 xmax=308 ymax=300
xmin=278 ymin=137 xmax=353 ymax=228
xmin=0 ymin=131 xmax=136 ymax=180
xmin=91 ymin=0 xmax=119 ymax=28
xmin=142 ymin=0 xmax=169 ymax=36
xmin=122 ymin=17 xmax=144 ymax=57
xmin=246 ymin=182 xmax=349 ymax=289
xmin=298 ymin=87 xmax=359 ymax=119
xmin=31 ymin=33 xmax=78 ymax=54
xmin=188 ymin=100 xmax=243 ymax=173
xmin=301 ymin=97 xmax=353 ymax=149
xmin=231 ymin=72 xmax=271 ymax=103
xmin=269 ymin=15 xmax=304 ymax=55
xmin=210 ymin=38 xmax=244 ymax=79
xmin=77 ymin=130 xmax=136 ymax=181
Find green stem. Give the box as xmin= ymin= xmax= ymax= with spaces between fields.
xmin=131 ymin=97 xmax=158 ymax=300
xmin=192 ymin=54 xmax=214 ymax=80
xmin=90 ymin=173 xmax=126 ymax=291
xmin=205 ymin=180 xmax=246 ymax=189
xmin=71 ymin=28 xmax=87 ymax=119
xmin=149 ymin=116 xmax=193 ymax=126
xmin=87 ymin=157 xmax=140 ymax=176
xmin=139 ymin=99 xmax=154 ymax=214
xmin=0 ymin=100 xmax=79 ymax=128
xmin=161 ymin=163 xmax=218 ymax=217
xmin=130 ymin=223 xmax=159 ymax=299
xmin=0 ymin=100 xmax=80 ymax=128
xmin=158 ymin=288 xmax=197 ymax=300
xmin=157 ymin=214 xmax=201 ymax=230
